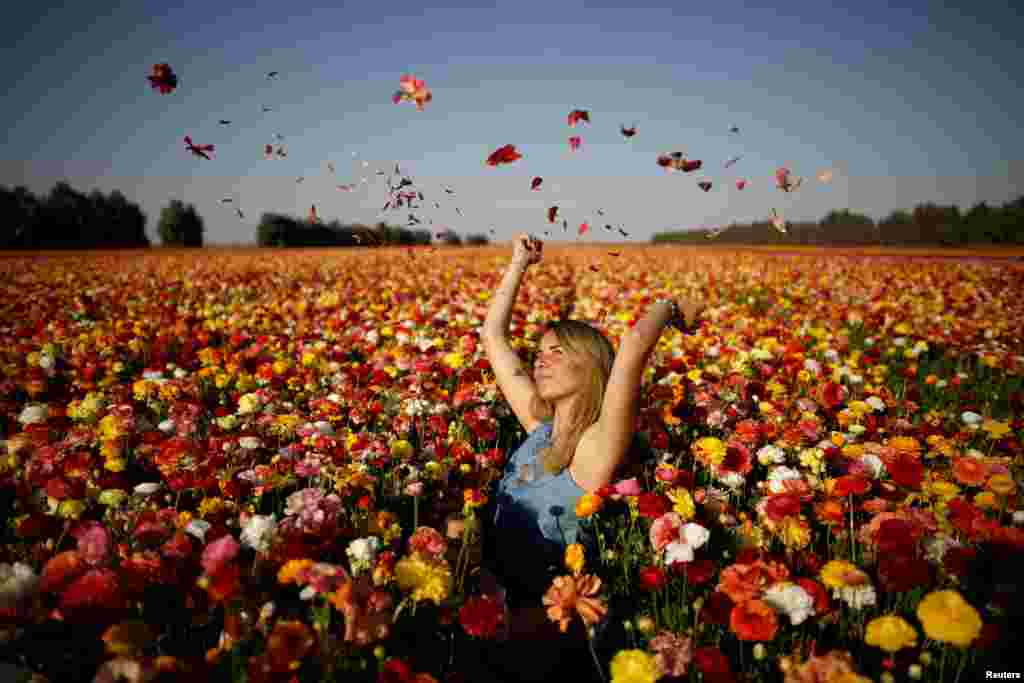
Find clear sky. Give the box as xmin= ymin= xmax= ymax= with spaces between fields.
xmin=2 ymin=0 xmax=1022 ymax=244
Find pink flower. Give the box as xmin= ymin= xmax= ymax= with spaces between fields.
xmin=201 ymin=535 xmax=240 ymax=576
xmin=650 ymin=513 xmax=684 ymax=552
xmin=612 ymin=478 xmax=643 ymax=497
xmin=649 ymin=631 xmax=695 ymax=677
xmin=72 ymin=521 xmax=111 ymax=566
xmin=60 ymin=568 xmax=121 ymax=612
xmin=409 ymin=527 xmax=448 ymax=558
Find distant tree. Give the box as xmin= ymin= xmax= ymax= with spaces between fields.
xmin=465 ymin=233 xmax=490 ymax=246
xmin=439 ymin=230 xmax=462 ymax=246
xmin=158 ymin=199 xmax=205 ymax=247
xmin=257 ymin=213 xmax=292 ymax=247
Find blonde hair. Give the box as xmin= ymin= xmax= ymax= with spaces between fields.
xmin=529 ymin=320 xmax=616 ymax=475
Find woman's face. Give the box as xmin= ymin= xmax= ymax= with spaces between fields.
xmin=534 ymin=331 xmax=586 ymax=401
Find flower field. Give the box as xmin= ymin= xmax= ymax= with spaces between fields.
xmin=1 ymin=244 xmax=1023 ymax=683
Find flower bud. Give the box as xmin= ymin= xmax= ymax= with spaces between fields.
xmin=635 ymin=616 xmax=655 ymax=635
xmin=908 ymin=665 xmax=922 ymax=680
xmin=753 ymin=644 xmax=766 ymax=660
xmin=881 ymin=673 xmax=895 ymax=683
xmin=373 ymin=646 xmax=386 ymax=660
xmin=623 ymin=619 xmax=634 ymax=632
xmin=918 ymin=652 xmax=932 ymax=666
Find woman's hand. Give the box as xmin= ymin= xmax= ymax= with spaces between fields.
xmin=512 ymin=233 xmax=543 ymax=268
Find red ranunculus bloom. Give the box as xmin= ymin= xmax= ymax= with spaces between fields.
xmin=796 ymin=577 xmax=832 ymax=614
xmin=764 ymin=494 xmax=802 ymax=523
xmin=887 ymin=454 xmax=923 ymax=490
xmin=458 ymin=594 xmax=504 ymax=639
xmin=875 ymin=518 xmax=919 ymax=554
xmin=877 ymin=551 xmax=931 ymax=593
xmin=730 ymin=599 xmax=779 ymax=641
xmin=832 ymin=475 xmax=871 ymax=497
xmin=637 ymin=492 xmax=672 ymax=519
xmin=700 ymin=591 xmax=735 ymax=626
xmin=672 ymin=557 xmax=716 ymax=585
xmin=639 ymin=565 xmax=668 ymax=592
xmin=942 ymin=546 xmax=977 ymax=577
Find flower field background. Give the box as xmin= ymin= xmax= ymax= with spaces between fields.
xmin=1 ymin=244 xmax=1023 ymax=683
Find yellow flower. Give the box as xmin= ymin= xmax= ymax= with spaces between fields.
xmin=693 ymin=437 xmax=726 ymax=467
xmin=926 ymin=479 xmax=961 ymax=500
xmin=198 ymin=497 xmax=225 ymax=519
xmin=104 ymin=457 xmax=126 ymax=473
xmin=98 ymin=489 xmax=127 ymax=507
xmin=865 ymin=615 xmax=918 ymax=652
xmin=666 ymin=488 xmax=696 ymax=520
xmin=830 ymin=674 xmax=873 ymax=683
xmin=443 ymin=352 xmax=466 ymax=370
xmin=395 ymin=554 xmax=452 ymax=605
xmin=565 ymin=543 xmax=585 ymax=576
xmin=390 ymin=439 xmax=414 ymax=460
xmin=609 ymin=649 xmax=662 ymax=683
xmin=916 ymin=590 xmax=982 ymax=647
xmin=58 ymin=500 xmax=87 ymax=519
xmin=98 ymin=414 xmax=123 ymax=441
xmin=987 ymin=474 xmax=1016 ymax=497
xmin=778 ymin=516 xmax=812 ymax=550
xmin=982 ymin=420 xmax=1011 ymax=440
xmin=974 ymin=491 xmax=998 ymax=509
xmin=820 ymin=560 xmax=869 ymax=589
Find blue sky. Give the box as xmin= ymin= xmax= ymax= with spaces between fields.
xmin=2 ymin=0 xmax=1022 ymax=244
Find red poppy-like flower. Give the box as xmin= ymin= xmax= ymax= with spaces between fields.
xmin=60 ymin=568 xmax=122 ymax=612
xmin=694 ymin=646 xmax=732 ymax=674
xmin=147 ymin=63 xmax=178 ymax=94
xmin=832 ymin=475 xmax=871 ymax=497
xmin=942 ymin=546 xmax=977 ymax=577
xmin=409 ymin=527 xmax=448 ymax=559
xmin=637 ymin=492 xmax=671 ymax=519
xmin=875 ymin=518 xmax=918 ymax=554
xmin=458 ymin=594 xmax=504 ymax=639
xmin=639 ymin=565 xmax=668 ymax=592
xmin=887 ymin=453 xmax=923 ymax=490
xmin=719 ymin=444 xmax=752 ymax=475
xmin=877 ymin=552 xmax=931 ymax=593
xmin=672 ymin=557 xmax=717 ymax=585
xmin=730 ymin=599 xmax=779 ymax=641
xmin=39 ymin=550 xmax=86 ymax=594
xmin=796 ymin=577 xmax=832 ymax=615
xmin=567 ymin=109 xmax=590 ymax=127
xmin=763 ymin=494 xmax=802 ymax=523
xmin=817 ymin=381 xmax=847 ymax=411
xmin=568 ymin=136 xmax=582 ymax=152
xmin=700 ymin=591 xmax=735 ymax=626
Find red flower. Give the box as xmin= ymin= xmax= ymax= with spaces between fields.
xmin=639 ymin=566 xmax=668 ymax=592
xmin=39 ymin=550 xmax=86 ymax=594
xmin=201 ymin=535 xmax=240 ymax=576
xmin=875 ymin=518 xmax=917 ymax=554
xmin=730 ymin=599 xmax=779 ymax=641
xmin=817 ymin=381 xmax=847 ymax=410
xmin=942 ymin=546 xmax=977 ymax=577
xmin=637 ymin=492 xmax=671 ymax=519
xmin=458 ymin=595 xmax=504 ymax=639
xmin=485 ymin=144 xmax=522 ymax=166
xmin=672 ymin=557 xmax=716 ymax=585
xmin=877 ymin=552 xmax=931 ymax=593
xmin=763 ymin=494 xmax=802 ymax=522
xmin=832 ymin=475 xmax=871 ymax=497
xmin=796 ymin=577 xmax=831 ymax=614
xmin=887 ymin=454 xmax=923 ymax=490
xmin=694 ymin=646 xmax=731 ymax=674
xmin=60 ymin=568 xmax=122 ymax=612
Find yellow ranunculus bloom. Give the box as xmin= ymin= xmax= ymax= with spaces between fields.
xmin=778 ymin=516 xmax=811 ymax=550
xmin=820 ymin=560 xmax=868 ymax=589
xmin=394 ymin=554 xmax=452 ymax=605
xmin=104 ymin=457 xmax=127 ymax=473
xmin=565 ymin=543 xmax=585 ymax=576
xmin=58 ymin=500 xmax=87 ymax=519
xmin=666 ymin=487 xmax=696 ymax=520
xmin=98 ymin=489 xmax=127 ymax=507
xmin=987 ymin=474 xmax=1016 ymax=496
xmin=865 ymin=615 xmax=918 ymax=652
xmin=609 ymin=649 xmax=661 ymax=683
xmin=982 ymin=419 xmax=1011 ymax=439
xmin=693 ymin=437 xmax=726 ymax=466
xmin=916 ymin=590 xmax=982 ymax=647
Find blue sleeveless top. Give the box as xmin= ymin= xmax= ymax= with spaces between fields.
xmin=491 ymin=421 xmax=585 ymax=603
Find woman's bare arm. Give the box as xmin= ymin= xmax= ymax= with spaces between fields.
xmin=481 ymin=235 xmax=544 ymax=433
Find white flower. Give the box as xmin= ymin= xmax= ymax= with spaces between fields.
xmin=17 ymin=404 xmax=49 ymax=425
xmin=174 ymin=368 xmax=188 ymax=379
xmin=824 ymin=349 xmax=839 ymax=363
xmin=238 ymin=436 xmax=263 ymax=450
xmin=763 ymin=582 xmax=815 ymax=625
xmin=185 ymin=519 xmax=212 ymax=542
xmin=767 ymin=466 xmax=802 ymax=481
xmin=961 ymin=411 xmax=983 ymax=426
xmin=859 ymin=454 xmax=885 ymax=479
xmin=1012 ymin=510 xmax=1024 ymax=525
xmin=346 ymin=536 xmax=381 ymax=574
xmin=923 ymin=533 xmax=961 ymax=565
xmin=804 ymin=359 xmax=821 ymax=374
xmin=716 ymin=471 xmax=745 ymax=490
xmin=756 ymin=445 xmax=786 ymax=466
xmin=38 ymin=353 xmax=55 ymax=371
xmin=241 ymin=514 xmax=277 ymax=554
xmin=835 ymin=584 xmax=877 ymax=610
xmin=865 ymin=396 xmax=886 ymax=412
xmin=158 ymin=419 xmax=176 ymax=433
xmin=0 ymin=562 xmax=39 ymax=609
xmin=133 ymin=482 xmax=162 ymax=496
xmin=664 ymin=523 xmax=710 ymax=565
xmin=313 ymin=421 xmax=335 ymax=435
xmin=143 ymin=369 xmax=165 ymax=380
xmin=847 ymin=373 xmax=863 ymax=384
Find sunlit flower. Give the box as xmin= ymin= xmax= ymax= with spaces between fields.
xmin=916 ymin=590 xmax=982 ymax=647
xmin=610 ymin=649 xmax=661 ymax=683
xmin=865 ymin=615 xmax=918 ymax=652
xmin=395 ymin=554 xmax=452 ymax=605
xmin=542 ymin=574 xmax=608 ymax=633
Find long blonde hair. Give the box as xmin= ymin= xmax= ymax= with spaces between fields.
xmin=529 ymin=320 xmax=616 ymax=474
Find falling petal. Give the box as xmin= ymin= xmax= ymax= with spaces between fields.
xmin=146 ymin=63 xmax=178 ymax=94
xmin=770 ymin=208 xmax=788 ymax=233
xmin=218 ymin=120 xmax=231 ymax=125
xmin=547 ymin=206 xmax=559 ymax=223
xmin=296 ymin=177 xmax=304 ymax=184
xmin=578 ymin=222 xmax=590 ymax=235
xmin=562 ymin=219 xmax=568 ymax=233
xmin=486 ymin=144 xmax=522 ymax=166
xmin=607 ymin=251 xmax=620 ymax=256
xmin=267 ymin=71 xmax=279 ymax=79
xmin=618 ymin=227 xmax=629 ymax=237
xmin=589 ymin=265 xmax=600 ymax=272
xmin=698 ymin=181 xmax=713 ymax=192
xmin=236 ymin=208 xmax=244 ymax=219
xmin=443 ymin=185 xmax=455 ymax=195
xmin=568 ymin=136 xmax=582 ymax=152
xmin=620 ymin=124 xmax=637 ymax=138
xmin=326 ymin=162 xmax=336 ymax=174
xmin=729 ymin=126 xmax=740 ymax=133
xmin=724 ymin=155 xmax=742 ymax=168
xmin=183 ymin=136 xmax=214 ymax=161
xmin=220 ymin=197 xmax=232 ymax=204
xmin=735 ymin=179 xmax=747 ymax=190
xmin=531 ymin=176 xmax=543 ymax=191
xmin=309 ymin=205 xmax=319 ymax=223
xmin=817 ymin=169 xmax=834 ymax=184
xmin=568 ymin=109 xmax=591 ymax=127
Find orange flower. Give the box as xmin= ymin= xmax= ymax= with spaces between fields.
xmin=952 ymin=457 xmax=989 ymax=486
xmin=265 ymin=620 xmax=317 ymax=673
xmin=717 ymin=560 xmax=790 ymax=604
xmin=542 ymin=574 xmax=607 ymax=633
xmin=575 ymin=492 xmax=604 ymax=518
xmin=730 ymin=599 xmax=779 ymax=641
xmin=814 ymin=499 xmax=847 ymax=526
xmin=887 ymin=436 xmax=922 ymax=459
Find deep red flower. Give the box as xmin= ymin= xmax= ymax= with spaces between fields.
xmin=942 ymin=546 xmax=977 ymax=577
xmin=763 ymin=494 xmax=802 ymax=522
xmin=39 ymin=550 xmax=86 ymax=594
xmin=875 ymin=518 xmax=918 ymax=554
xmin=637 ymin=492 xmax=671 ymax=519
xmin=832 ymin=475 xmax=871 ymax=497
xmin=458 ymin=594 xmax=504 ymax=639
xmin=700 ymin=591 xmax=734 ymax=626
xmin=877 ymin=551 xmax=931 ymax=593
xmin=887 ymin=454 xmax=923 ymax=490
xmin=639 ymin=565 xmax=668 ymax=591
xmin=60 ymin=568 xmax=122 ymax=612
xmin=672 ymin=557 xmax=716 ymax=585
xmin=796 ymin=577 xmax=832 ymax=614
xmin=694 ymin=646 xmax=731 ymax=674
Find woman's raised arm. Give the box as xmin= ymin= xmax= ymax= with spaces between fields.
xmin=481 ymin=234 xmax=545 ymax=433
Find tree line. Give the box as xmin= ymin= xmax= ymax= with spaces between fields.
xmin=652 ymin=197 xmax=1024 ymax=246
xmin=1 ymin=182 xmax=149 ymax=249
xmin=255 ymin=212 xmax=490 ymax=248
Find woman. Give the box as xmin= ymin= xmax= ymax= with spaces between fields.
xmin=465 ymin=234 xmax=703 ymax=681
